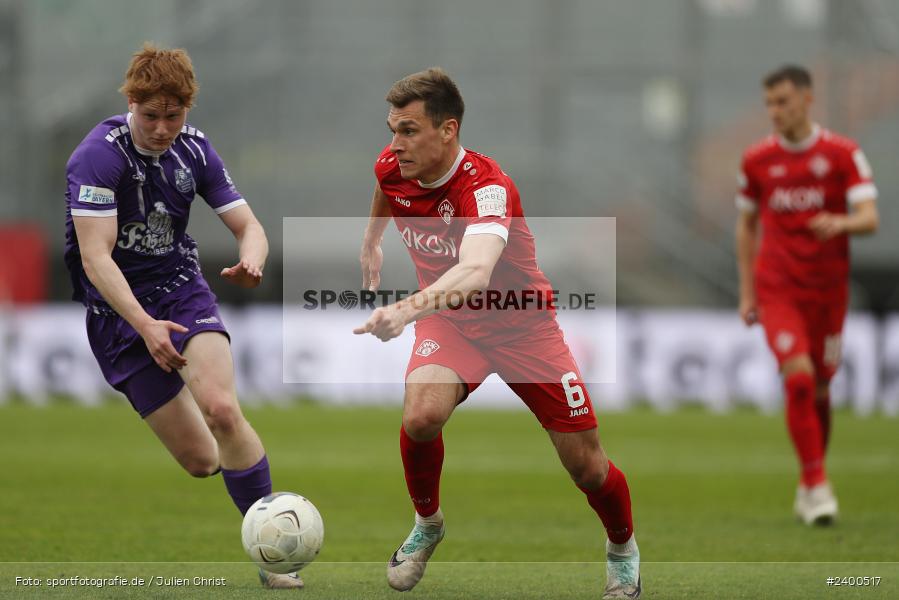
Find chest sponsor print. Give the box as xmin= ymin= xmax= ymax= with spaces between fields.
xmin=400 ymin=226 xmax=457 ymax=258
xmin=117 ymin=201 xmax=175 ymax=256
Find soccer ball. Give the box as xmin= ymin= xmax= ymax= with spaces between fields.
xmin=241 ymin=492 xmax=324 ymax=574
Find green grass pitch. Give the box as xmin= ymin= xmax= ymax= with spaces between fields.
xmin=0 ymin=401 xmax=897 ymax=599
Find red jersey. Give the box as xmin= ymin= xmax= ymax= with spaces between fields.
xmin=374 ymin=144 xmax=554 ymax=335
xmin=736 ymin=125 xmax=877 ymax=301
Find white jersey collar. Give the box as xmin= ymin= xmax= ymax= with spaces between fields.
xmin=417 ymin=146 xmax=466 ymax=189
xmin=777 ymin=123 xmax=821 ymax=153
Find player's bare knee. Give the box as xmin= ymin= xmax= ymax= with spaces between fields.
xmin=402 ymin=410 xmax=444 ymax=441
xmin=782 ymin=355 xmax=815 ymax=378
xmin=182 ymin=454 xmax=220 ymax=478
xmin=203 ymin=400 xmax=244 ymax=437
xmin=568 ymin=454 xmax=608 ymax=489
xmin=556 ymin=434 xmax=608 ymax=489
xmin=402 ymin=386 xmax=454 ymax=439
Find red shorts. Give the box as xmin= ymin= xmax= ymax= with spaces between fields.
xmin=758 ymin=296 xmax=847 ymax=381
xmin=406 ymin=314 xmax=597 ymax=432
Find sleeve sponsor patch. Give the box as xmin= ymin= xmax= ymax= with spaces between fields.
xmin=473 ymin=184 xmax=507 ymax=217
xmin=852 ymin=149 xmax=873 ymax=179
xmin=77 ymin=185 xmax=115 ymax=205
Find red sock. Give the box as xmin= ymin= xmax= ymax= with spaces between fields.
xmin=399 ymin=426 xmax=444 ymax=517
xmin=785 ymin=372 xmax=826 ymax=487
xmin=578 ymin=460 xmax=634 ymax=544
xmin=816 ymin=388 xmax=832 ymax=452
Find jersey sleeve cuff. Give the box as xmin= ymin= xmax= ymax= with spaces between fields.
xmin=847 ymin=183 xmax=878 ymax=204
xmin=213 ymin=198 xmax=248 ymax=214
xmin=735 ymin=194 xmax=758 ymax=213
xmin=464 ymin=222 xmax=509 ymax=243
xmin=71 ymin=208 xmax=118 ymax=217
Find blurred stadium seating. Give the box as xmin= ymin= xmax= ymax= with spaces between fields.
xmin=1 ymin=0 xmax=898 ymax=411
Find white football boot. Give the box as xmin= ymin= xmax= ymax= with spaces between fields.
xmin=795 ymin=481 xmax=838 ymax=526
xmin=387 ymin=509 xmax=445 ymax=591
xmin=258 ymin=568 xmax=304 ymax=589
xmin=603 ymin=536 xmax=641 ymax=599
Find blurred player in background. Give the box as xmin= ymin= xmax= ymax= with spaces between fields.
xmin=64 ymin=44 xmax=301 ymax=589
xmin=735 ymin=65 xmax=879 ymax=525
xmin=356 ymin=68 xmax=640 ymax=598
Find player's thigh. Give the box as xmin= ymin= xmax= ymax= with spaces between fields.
xmin=758 ymin=300 xmax=813 ymax=372
xmin=179 ymin=331 xmax=240 ymax=410
xmin=497 ymin=319 xmax=597 ymax=432
xmin=403 ymin=316 xmax=490 ymax=435
xmin=144 ymin=383 xmax=219 ymax=476
xmin=808 ymin=300 xmax=847 ymax=382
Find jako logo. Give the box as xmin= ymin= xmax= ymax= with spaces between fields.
xmin=769 ymin=186 xmax=825 ymax=212
xmin=394 ymin=196 xmax=411 ymax=207
xmin=400 ymin=226 xmax=457 ymax=258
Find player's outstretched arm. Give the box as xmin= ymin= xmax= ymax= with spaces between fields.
xmin=807 ymin=198 xmax=879 ymax=240
xmin=360 ymin=184 xmax=392 ymax=292
xmin=354 ymin=233 xmax=505 ymax=341
xmin=218 ymin=204 xmax=268 ymax=288
xmin=73 ymin=215 xmax=188 ymax=372
xmin=735 ymin=210 xmax=759 ymax=326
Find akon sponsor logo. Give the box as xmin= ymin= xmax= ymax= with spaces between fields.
xmin=768 ymin=186 xmax=825 ymax=212
xmin=400 ymin=226 xmax=457 ymax=258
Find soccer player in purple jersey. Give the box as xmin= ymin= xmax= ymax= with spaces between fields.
xmin=63 ymin=44 xmax=301 ymax=589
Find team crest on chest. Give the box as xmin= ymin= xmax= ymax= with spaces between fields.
xmin=808 ymin=154 xmax=830 ymax=179
xmin=174 ymin=168 xmax=194 ymax=193
xmin=438 ymin=198 xmax=454 ymax=225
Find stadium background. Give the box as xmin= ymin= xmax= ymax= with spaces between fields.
xmin=1 ymin=2 xmax=898 ymax=599
xmin=1 ymin=0 xmax=899 ymax=412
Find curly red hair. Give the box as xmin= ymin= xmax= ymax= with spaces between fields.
xmin=119 ymin=42 xmax=199 ymax=107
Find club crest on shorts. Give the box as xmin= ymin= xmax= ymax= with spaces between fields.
xmin=174 ymin=168 xmax=194 ymax=193
xmin=438 ymin=199 xmax=454 ymax=225
xmin=415 ymin=339 xmax=440 ymax=357
xmin=775 ymin=330 xmax=795 ymax=353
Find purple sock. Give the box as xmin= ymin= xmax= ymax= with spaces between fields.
xmin=221 ymin=455 xmax=272 ymax=515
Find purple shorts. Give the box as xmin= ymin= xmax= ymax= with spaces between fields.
xmin=85 ymin=275 xmax=229 ymax=418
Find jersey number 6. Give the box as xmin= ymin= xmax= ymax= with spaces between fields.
xmin=561 ymin=371 xmax=585 ymax=408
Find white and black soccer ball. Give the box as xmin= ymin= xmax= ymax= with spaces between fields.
xmin=241 ymin=492 xmax=324 ymax=574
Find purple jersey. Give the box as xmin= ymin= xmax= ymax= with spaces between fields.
xmin=64 ymin=113 xmax=245 ymax=307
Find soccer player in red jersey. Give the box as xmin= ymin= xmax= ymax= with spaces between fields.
xmin=735 ymin=65 xmax=879 ymax=525
xmin=355 ymin=68 xmax=640 ymax=598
